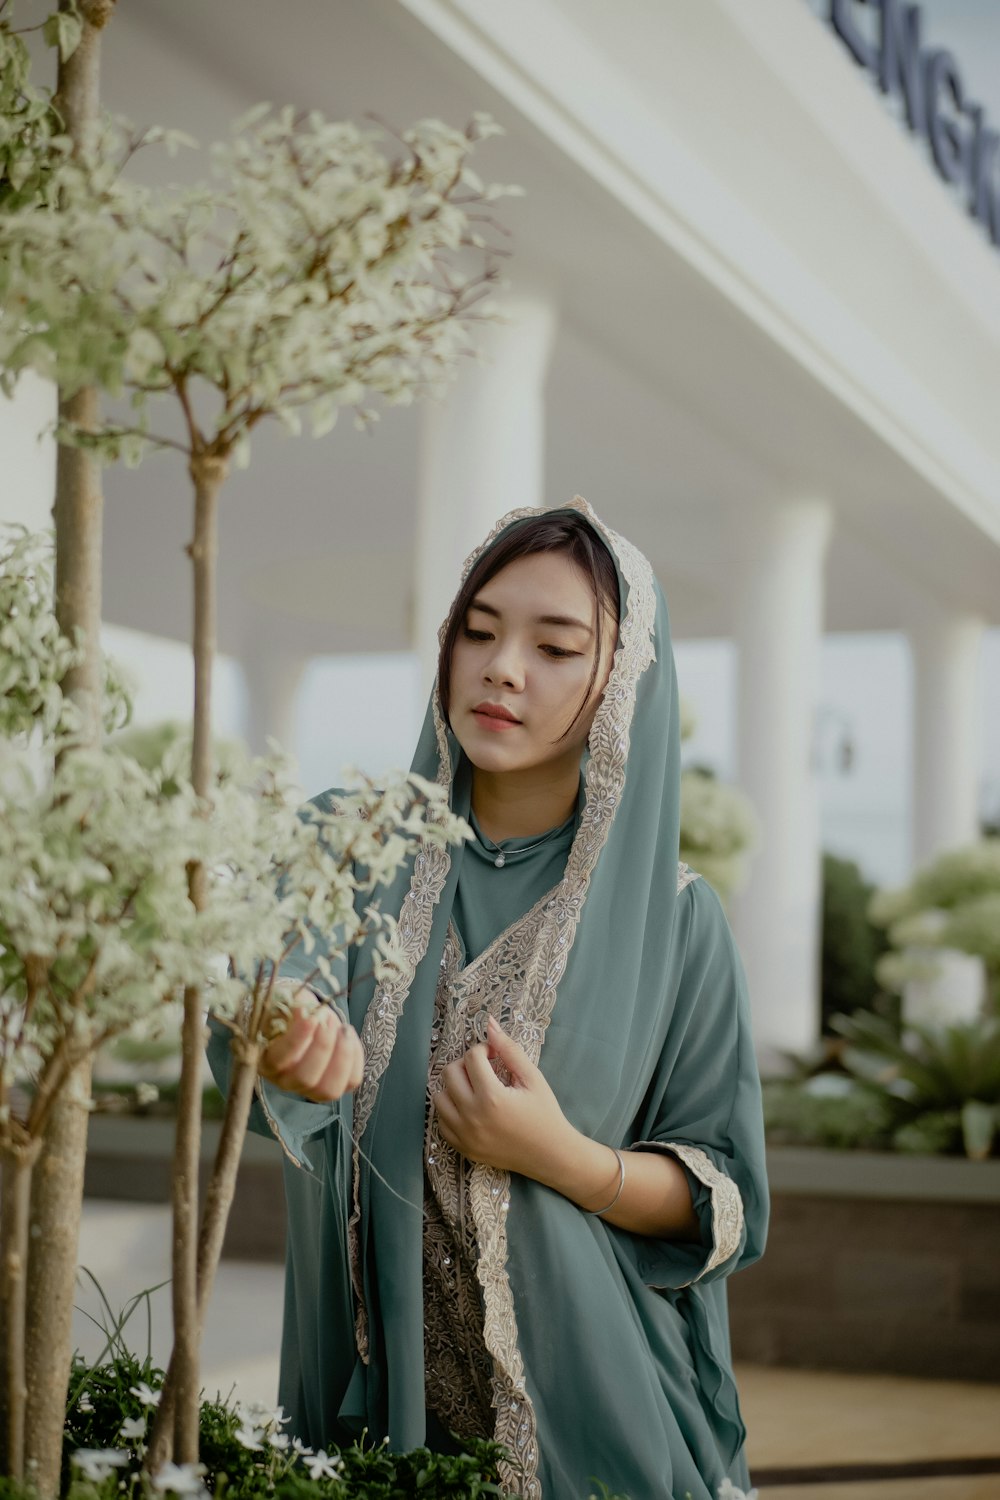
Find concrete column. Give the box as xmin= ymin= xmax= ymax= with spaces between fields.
xmin=909 ymin=610 xmax=985 ymax=866
xmin=0 ymin=372 xmax=57 ymax=530
xmin=903 ymin=607 xmax=986 ymax=1026
xmin=414 ymin=294 xmax=557 ymax=690
xmin=242 ymin=636 xmax=308 ymax=763
xmin=730 ymin=500 xmax=833 ymax=1066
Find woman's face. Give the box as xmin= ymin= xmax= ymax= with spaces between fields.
xmin=447 ymin=550 xmax=618 ymax=777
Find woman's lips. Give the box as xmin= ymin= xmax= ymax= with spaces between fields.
xmin=472 ymin=707 xmax=522 ymax=732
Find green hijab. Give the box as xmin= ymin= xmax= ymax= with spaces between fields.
xmin=334 ymin=497 xmax=769 ymax=1497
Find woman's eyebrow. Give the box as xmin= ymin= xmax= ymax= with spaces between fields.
xmin=469 ymin=597 xmax=593 ymax=635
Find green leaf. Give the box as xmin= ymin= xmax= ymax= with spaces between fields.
xmin=42 ymin=10 xmax=84 ymax=64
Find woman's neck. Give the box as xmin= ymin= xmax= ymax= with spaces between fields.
xmin=471 ymin=764 xmax=581 ymax=843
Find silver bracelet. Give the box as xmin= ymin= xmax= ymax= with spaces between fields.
xmin=588 ymin=1146 xmax=625 ymax=1217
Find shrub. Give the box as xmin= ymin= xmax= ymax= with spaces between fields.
xmin=820 ymin=854 xmax=891 ymax=1034
xmin=762 ymin=1074 xmax=896 ymax=1151
xmin=64 ymin=1354 xmax=506 ymax=1500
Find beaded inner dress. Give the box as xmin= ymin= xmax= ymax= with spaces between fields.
xmin=208 ymin=497 xmax=769 ymax=1500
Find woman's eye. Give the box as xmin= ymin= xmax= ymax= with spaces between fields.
xmin=540 ymin=645 xmax=576 ymax=658
xmin=463 ymin=628 xmax=492 ymax=641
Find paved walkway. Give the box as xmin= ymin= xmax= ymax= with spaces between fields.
xmin=75 ymin=1202 xmax=1000 ymax=1499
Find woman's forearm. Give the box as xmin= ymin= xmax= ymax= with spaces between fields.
xmin=533 ymin=1126 xmax=702 ymax=1241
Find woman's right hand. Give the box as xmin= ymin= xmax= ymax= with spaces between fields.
xmin=258 ymin=1001 xmax=365 ymax=1102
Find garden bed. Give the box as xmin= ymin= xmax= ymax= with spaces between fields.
xmin=728 ymin=1146 xmax=1000 ymax=1382
xmin=84 ymin=1114 xmax=287 ymax=1263
xmin=84 ymin=1122 xmax=1000 ymax=1381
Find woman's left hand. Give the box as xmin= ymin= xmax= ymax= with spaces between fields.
xmin=431 ymin=1015 xmax=575 ymax=1180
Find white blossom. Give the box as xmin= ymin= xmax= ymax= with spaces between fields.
xmin=149 ymin=1461 xmax=210 ymax=1498
xmin=233 ymin=1422 xmax=264 ymax=1451
xmin=118 ymin=1415 xmax=146 ymax=1440
xmin=717 ymin=1481 xmax=758 ymax=1500
xmin=301 ymin=1448 xmax=344 ymax=1481
xmin=1 ymin=534 xmax=466 ymax=1144
xmin=0 ymin=105 xmax=516 ymax=464
xmin=129 ymin=1381 xmax=161 ymax=1408
xmin=71 ymin=1449 xmax=129 ymax=1483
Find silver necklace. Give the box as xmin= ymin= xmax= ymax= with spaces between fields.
xmin=475 ymin=825 xmax=564 ymax=869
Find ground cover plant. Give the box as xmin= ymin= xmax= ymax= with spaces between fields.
xmin=763 ymin=1010 xmax=1000 ymax=1158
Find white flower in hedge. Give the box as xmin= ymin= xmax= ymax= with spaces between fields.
xmin=717 ymin=1482 xmax=758 ymax=1500
xmin=233 ymin=1422 xmax=264 ymax=1451
xmin=72 ymin=1449 xmax=129 ymax=1483
xmin=149 ymin=1461 xmax=210 ymax=1498
xmin=302 ymin=1449 xmax=344 ymax=1481
xmin=233 ymin=1399 xmax=290 ymax=1451
xmin=118 ymin=1415 xmax=146 ymax=1440
xmin=129 ymin=1381 xmax=161 ymax=1408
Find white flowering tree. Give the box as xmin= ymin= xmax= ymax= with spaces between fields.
xmin=870 ymin=839 xmax=1000 ymax=1017
xmin=0 ymin=533 xmax=469 ymax=1484
xmin=0 ymin=4 xmax=510 ymax=1487
xmin=1 ymin=7 xmax=112 ymax=1483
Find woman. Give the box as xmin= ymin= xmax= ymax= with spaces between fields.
xmin=208 ymin=496 xmax=768 ymax=1500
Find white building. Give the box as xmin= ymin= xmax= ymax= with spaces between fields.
xmin=4 ymin=0 xmax=999 ymax=1065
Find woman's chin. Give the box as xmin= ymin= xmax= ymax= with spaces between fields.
xmin=455 ymin=731 xmax=529 ymax=775
xmin=462 ymin=745 xmax=524 ymax=775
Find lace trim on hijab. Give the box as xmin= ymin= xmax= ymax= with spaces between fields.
xmin=347 ymin=767 xmax=455 ymax=1361
xmin=631 ymin=1140 xmax=745 ymax=1284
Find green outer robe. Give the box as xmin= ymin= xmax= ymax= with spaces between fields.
xmin=208 ymin=496 xmax=769 ymax=1500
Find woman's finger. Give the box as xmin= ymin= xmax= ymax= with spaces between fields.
xmin=440 ymin=1056 xmax=475 ymax=1106
xmin=312 ymin=1022 xmax=364 ymax=1100
xmin=431 ymin=1086 xmax=458 ymax=1127
xmin=486 ymin=1016 xmax=534 ymax=1083
xmin=463 ymin=1042 xmax=502 ymax=1095
xmin=262 ymin=1007 xmax=323 ymax=1073
xmin=285 ymin=1009 xmax=342 ymax=1091
xmin=343 ymin=1027 xmax=365 ymax=1091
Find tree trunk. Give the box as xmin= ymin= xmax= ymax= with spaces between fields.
xmin=0 ymin=1143 xmax=37 ymax=1480
xmin=24 ymin=12 xmax=115 ymax=1493
xmin=167 ymin=453 xmax=228 ymax=1464
xmin=24 ymin=1068 xmax=94 ymax=1495
xmin=144 ymin=1040 xmax=257 ymax=1473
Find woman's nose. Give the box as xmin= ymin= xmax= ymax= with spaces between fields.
xmin=483 ymin=642 xmax=525 ymax=690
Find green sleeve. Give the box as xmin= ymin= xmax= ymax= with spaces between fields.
xmin=624 ymin=877 xmax=770 ymax=1289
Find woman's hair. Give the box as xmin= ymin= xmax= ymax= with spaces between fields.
xmin=437 ymin=512 xmax=621 ymax=740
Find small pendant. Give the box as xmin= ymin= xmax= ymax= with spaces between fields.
xmin=494 ymin=852 xmax=505 ymax=868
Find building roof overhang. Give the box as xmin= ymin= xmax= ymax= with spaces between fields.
xmin=97 ymin=0 xmax=1000 ymax=654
